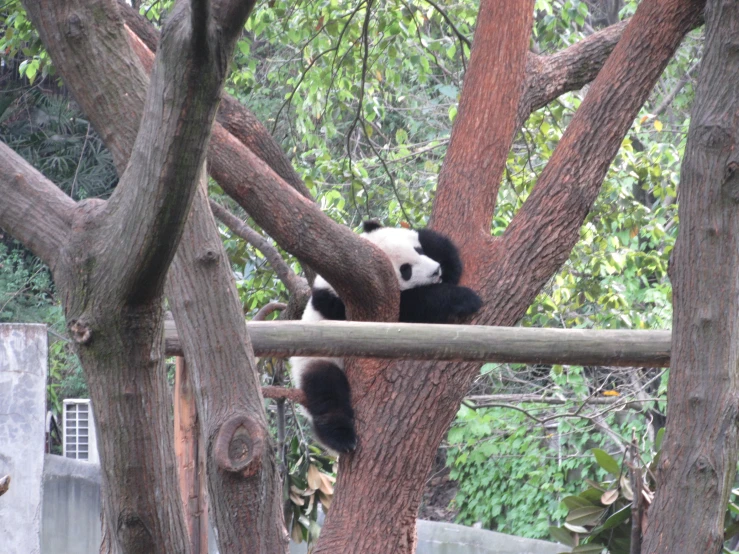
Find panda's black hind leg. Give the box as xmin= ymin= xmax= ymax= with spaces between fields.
xmin=301 ymin=360 xmax=357 ymax=453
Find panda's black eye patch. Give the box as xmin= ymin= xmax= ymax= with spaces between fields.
xmin=414 ymin=247 xmax=424 ymax=255
xmin=400 ymin=263 xmax=413 ymax=281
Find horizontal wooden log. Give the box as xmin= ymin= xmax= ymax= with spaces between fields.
xmin=164 ymin=320 xmax=671 ymax=367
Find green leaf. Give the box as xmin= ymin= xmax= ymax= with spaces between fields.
xmin=572 ymin=545 xmax=606 ymax=553
xmin=566 ymin=505 xmax=606 ymax=527
xmin=592 ymin=448 xmax=620 ymax=476
xmin=655 ymin=427 xmax=665 ymax=451
xmin=600 ymin=504 xmax=631 ymax=530
xmin=562 ymin=495 xmax=597 ymax=510
xmin=548 ymin=526 xmax=576 ymax=547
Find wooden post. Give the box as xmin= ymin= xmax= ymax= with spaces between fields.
xmin=174 ymin=357 xmax=208 ymax=554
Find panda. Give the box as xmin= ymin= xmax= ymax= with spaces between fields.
xmin=291 ymin=221 xmax=482 ymax=453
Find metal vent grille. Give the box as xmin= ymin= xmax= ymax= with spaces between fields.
xmin=62 ymin=399 xmax=99 ymax=463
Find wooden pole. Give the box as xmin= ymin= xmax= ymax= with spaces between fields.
xmin=174 ymin=357 xmax=208 ymax=554
xmin=164 ymin=320 xmax=671 ymax=367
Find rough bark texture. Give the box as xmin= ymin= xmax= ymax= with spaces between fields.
xmin=14 ymin=0 xmax=261 ymax=552
xmin=165 ymin=182 xmax=288 ymax=552
xmin=641 ymin=1 xmax=739 ymax=552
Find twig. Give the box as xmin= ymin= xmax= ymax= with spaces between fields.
xmin=630 ymin=430 xmax=643 ymax=554
xmin=653 ymin=60 xmax=700 ymax=118
xmin=209 ymin=200 xmax=308 ymax=297
xmin=69 ymin=123 xmax=91 ymax=200
xmin=422 ymin=0 xmax=471 ymax=71
xmin=253 ymin=302 xmax=287 ymax=321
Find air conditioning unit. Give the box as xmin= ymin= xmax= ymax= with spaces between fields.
xmin=62 ymin=399 xmax=99 ymax=464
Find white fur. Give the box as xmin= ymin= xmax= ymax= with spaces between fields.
xmin=361 ymin=227 xmax=442 ymax=289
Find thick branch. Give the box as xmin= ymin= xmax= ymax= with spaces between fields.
xmin=520 ymin=19 xmax=629 ymax=127
xmin=118 ymin=0 xmax=311 ymax=198
xmin=431 ymin=0 xmax=534 ymax=244
xmin=102 ymin=0 xmax=254 ymax=305
xmin=209 ymin=201 xmax=308 ymax=297
xmin=481 ymin=0 xmax=705 ymax=326
xmin=122 ymin=2 xmax=395 ymax=322
xmin=0 ymin=142 xmax=75 ymax=270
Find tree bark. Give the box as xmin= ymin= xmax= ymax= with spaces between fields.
xmin=641 ymin=1 xmax=739 ymax=551
xmin=14 ymin=0 xmax=260 ymax=551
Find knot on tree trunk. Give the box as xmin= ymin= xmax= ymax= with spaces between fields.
xmin=68 ymin=319 xmax=92 ymax=344
xmin=116 ymin=511 xmax=154 ymax=553
xmin=197 ymin=248 xmax=220 ymax=265
xmin=214 ymin=414 xmax=266 ymax=477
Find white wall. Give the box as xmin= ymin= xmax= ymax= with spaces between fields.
xmin=0 ymin=324 xmax=48 ymax=554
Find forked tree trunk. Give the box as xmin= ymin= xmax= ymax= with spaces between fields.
xmin=316 ymin=0 xmax=703 ymax=551
xmin=641 ymin=1 xmax=739 ymax=552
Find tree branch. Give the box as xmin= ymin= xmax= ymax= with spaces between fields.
xmin=209 ymin=200 xmax=309 ymax=297
xmin=118 ymin=0 xmax=311 ymax=198
xmin=479 ymin=0 xmax=705 ymax=326
xmin=0 ymin=141 xmax=75 ymax=270
xmin=653 ymin=59 xmax=700 ymax=117
xmin=100 ymin=0 xmax=255 ymax=305
xmin=520 ymin=19 xmax=629 ymax=128
xmin=431 ymin=0 xmax=534 ymax=250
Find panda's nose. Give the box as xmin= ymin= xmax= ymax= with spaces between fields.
xmin=432 ymin=266 xmax=442 ymax=278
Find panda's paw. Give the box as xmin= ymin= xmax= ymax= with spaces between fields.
xmin=301 ymin=359 xmax=357 ymax=453
xmin=452 ymin=287 xmax=482 ymax=317
xmin=313 ymin=414 xmax=357 ymax=454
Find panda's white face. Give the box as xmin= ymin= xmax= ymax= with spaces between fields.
xmin=362 ymin=227 xmax=442 ymax=290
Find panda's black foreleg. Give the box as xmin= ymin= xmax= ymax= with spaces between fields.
xmin=300 ymin=360 xmax=357 ymax=453
xmin=400 ymin=283 xmax=482 ymax=324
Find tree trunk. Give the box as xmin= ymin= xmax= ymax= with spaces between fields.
xmin=641 ymin=1 xmax=739 ymax=552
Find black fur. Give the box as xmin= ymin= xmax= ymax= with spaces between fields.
xmin=301 ymin=360 xmax=357 ymax=453
xmin=363 ymin=220 xmax=383 ymax=233
xmin=311 ymin=287 xmax=347 ymax=320
xmin=417 ymin=228 xmax=463 ymax=285
xmin=400 ymin=283 xmax=482 ymax=323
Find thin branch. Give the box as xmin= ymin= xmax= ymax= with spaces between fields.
xmin=253 ymin=302 xmax=288 ymax=321
xmin=346 ymin=0 xmax=374 ymax=176
xmin=466 ymin=394 xmax=659 ymax=407
xmin=422 ymin=0 xmax=472 ymax=62
xmin=209 ymin=200 xmax=308 ymax=297
xmin=262 ymin=385 xmax=306 ymax=404
xmin=653 ymin=59 xmax=700 ymax=117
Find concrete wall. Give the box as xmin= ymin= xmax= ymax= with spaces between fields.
xmin=0 ymin=324 xmax=48 ymax=554
xmin=41 ymin=455 xmax=102 ymax=554
xmin=39 ymin=459 xmax=570 ymax=554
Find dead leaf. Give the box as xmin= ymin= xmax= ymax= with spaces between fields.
xmin=601 ymin=489 xmax=619 ymax=506
xmin=307 ymin=465 xmax=322 ymax=490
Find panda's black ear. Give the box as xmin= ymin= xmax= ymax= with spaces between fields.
xmin=362 ymin=220 xmax=383 ymax=233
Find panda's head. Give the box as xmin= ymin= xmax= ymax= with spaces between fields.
xmin=361 ymin=220 xmax=442 ymax=290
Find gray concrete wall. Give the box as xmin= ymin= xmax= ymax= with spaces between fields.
xmin=0 ymin=324 xmax=48 ymax=554
xmin=39 ymin=459 xmax=571 ymax=554
xmin=41 ymin=455 xmax=102 ymax=554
